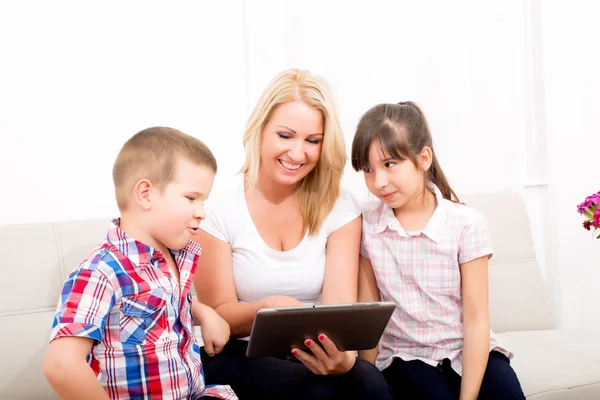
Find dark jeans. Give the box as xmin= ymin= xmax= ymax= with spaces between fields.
xmin=201 ymin=340 xmax=392 ymax=400
xmin=382 ymin=351 xmax=525 ymax=399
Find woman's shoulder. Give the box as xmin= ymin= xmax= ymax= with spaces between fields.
xmin=324 ymin=188 xmax=362 ymax=235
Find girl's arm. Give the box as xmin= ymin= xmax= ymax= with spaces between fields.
xmin=459 ymin=255 xmax=491 ymax=400
xmin=193 ymin=230 xmax=301 ymax=338
xmin=357 ymin=255 xmax=381 ymax=364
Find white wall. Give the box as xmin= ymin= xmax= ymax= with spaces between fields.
xmin=540 ymin=0 xmax=600 ymax=332
xmin=0 ymin=1 xmax=598 ymax=332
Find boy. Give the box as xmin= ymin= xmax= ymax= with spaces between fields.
xmin=44 ymin=127 xmax=237 ymax=399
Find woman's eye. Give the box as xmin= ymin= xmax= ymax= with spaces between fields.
xmin=277 ymin=133 xmax=290 ymax=139
xmin=307 ymin=139 xmax=320 ymax=145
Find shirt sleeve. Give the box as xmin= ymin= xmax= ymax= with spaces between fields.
xmin=326 ymin=190 xmax=362 ymax=236
xmin=458 ymin=211 xmax=494 ymax=264
xmin=49 ymin=262 xmax=116 ymax=344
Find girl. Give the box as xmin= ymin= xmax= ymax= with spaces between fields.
xmin=351 ymin=102 xmax=524 ymax=400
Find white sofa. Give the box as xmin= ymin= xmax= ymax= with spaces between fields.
xmin=1 ymin=192 xmax=599 ymax=399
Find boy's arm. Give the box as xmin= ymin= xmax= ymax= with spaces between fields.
xmin=357 ymin=255 xmax=381 ymax=364
xmin=192 ymin=299 xmax=230 ymax=356
xmin=44 ymin=337 xmax=110 ymax=400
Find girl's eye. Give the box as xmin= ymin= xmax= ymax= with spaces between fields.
xmin=186 ymin=196 xmax=195 ymax=201
xmin=277 ymin=133 xmax=290 ymax=139
xmin=384 ymin=161 xmax=396 ymax=168
xmin=363 ymin=167 xmax=372 ymax=174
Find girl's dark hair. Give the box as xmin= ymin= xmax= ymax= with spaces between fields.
xmin=351 ymin=101 xmax=459 ymax=202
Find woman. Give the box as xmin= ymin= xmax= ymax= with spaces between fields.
xmin=193 ymin=69 xmax=391 ymax=399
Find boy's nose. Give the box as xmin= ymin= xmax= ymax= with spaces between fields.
xmin=194 ymin=204 xmax=206 ymax=220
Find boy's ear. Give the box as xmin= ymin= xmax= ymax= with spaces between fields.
xmin=132 ymin=179 xmax=153 ymax=211
xmin=419 ymin=146 xmax=433 ymax=172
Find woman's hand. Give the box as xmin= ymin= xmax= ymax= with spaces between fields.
xmin=291 ymin=334 xmax=356 ymax=375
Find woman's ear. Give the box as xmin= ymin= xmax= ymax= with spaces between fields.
xmin=419 ymin=146 xmax=433 ymax=172
xmin=132 ymin=179 xmax=153 ymax=211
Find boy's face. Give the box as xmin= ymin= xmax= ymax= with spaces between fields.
xmin=150 ymin=158 xmax=215 ymax=252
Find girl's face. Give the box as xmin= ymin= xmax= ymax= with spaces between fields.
xmin=363 ymin=140 xmax=430 ymax=210
xmin=259 ymin=101 xmax=324 ymax=188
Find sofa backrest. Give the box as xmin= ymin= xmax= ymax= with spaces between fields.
xmin=460 ymin=191 xmax=555 ymax=333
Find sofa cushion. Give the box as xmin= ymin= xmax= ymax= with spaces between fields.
xmin=498 ymin=330 xmax=600 ymax=399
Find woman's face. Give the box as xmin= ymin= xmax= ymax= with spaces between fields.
xmin=259 ymin=101 xmax=324 ymax=188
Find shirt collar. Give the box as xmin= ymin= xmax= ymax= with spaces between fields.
xmin=374 ymin=182 xmax=448 ymax=243
xmin=106 ymin=218 xmax=202 ymax=271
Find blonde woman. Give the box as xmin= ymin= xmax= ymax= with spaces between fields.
xmin=193 ymin=69 xmax=391 ymax=399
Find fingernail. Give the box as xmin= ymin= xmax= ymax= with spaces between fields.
xmin=292 ymin=350 xmax=297 ymax=355
xmin=318 ymin=334 xmax=325 ymax=341
xmin=305 ymin=340 xmax=312 ymax=346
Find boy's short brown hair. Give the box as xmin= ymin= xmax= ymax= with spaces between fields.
xmin=112 ymin=127 xmax=217 ymax=211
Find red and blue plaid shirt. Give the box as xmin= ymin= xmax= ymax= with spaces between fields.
xmin=50 ymin=219 xmax=237 ymax=399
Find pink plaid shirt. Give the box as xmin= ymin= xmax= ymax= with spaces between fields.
xmin=50 ymin=219 xmax=237 ymax=399
xmin=361 ymin=184 xmax=512 ymax=375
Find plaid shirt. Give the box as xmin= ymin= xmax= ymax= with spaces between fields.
xmin=361 ymin=184 xmax=512 ymax=375
xmin=50 ymin=219 xmax=237 ymax=400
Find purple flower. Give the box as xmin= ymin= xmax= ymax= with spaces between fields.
xmin=577 ymin=193 xmax=600 ymax=214
xmin=594 ymin=208 xmax=600 ymax=229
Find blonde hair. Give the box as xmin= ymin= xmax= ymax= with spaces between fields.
xmin=239 ymin=69 xmax=346 ymax=235
xmin=113 ymin=126 xmax=217 ymax=211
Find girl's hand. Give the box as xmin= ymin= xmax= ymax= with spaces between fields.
xmin=291 ymin=334 xmax=356 ymax=375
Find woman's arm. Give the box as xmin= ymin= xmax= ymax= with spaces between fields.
xmin=194 ymin=229 xmax=260 ymax=338
xmin=357 ymin=255 xmax=381 ymax=363
xmin=321 ymin=215 xmax=362 ymax=304
xmin=292 ymin=216 xmax=361 ymax=374
xmin=193 ymin=230 xmax=301 ymax=338
xmin=459 ymin=256 xmax=491 ymax=400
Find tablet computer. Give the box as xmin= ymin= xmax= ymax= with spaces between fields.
xmin=246 ymin=301 xmax=395 ymax=358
